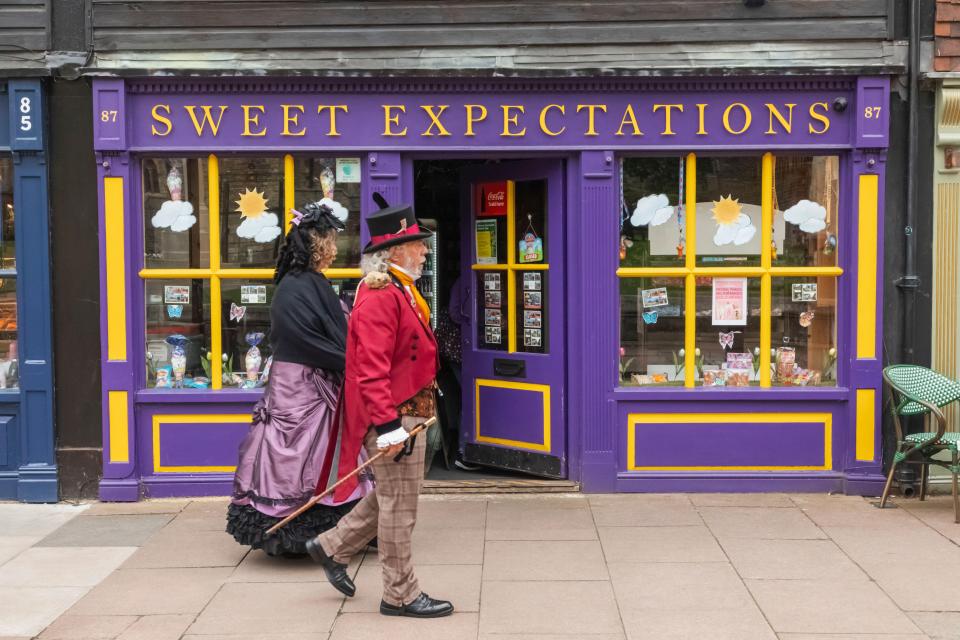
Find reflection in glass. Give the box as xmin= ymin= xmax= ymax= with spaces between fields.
xmin=772 ymin=277 xmax=838 ymax=386
xmin=773 ymin=156 xmax=840 ymax=267
xmin=142 ymin=158 xmax=208 ymax=269
xmin=0 ymin=278 xmax=18 ymax=388
xmin=696 ymin=157 xmax=763 ymax=267
xmin=294 ymin=158 xmax=363 ymax=268
xmin=220 ymin=157 xmax=283 ymax=269
xmin=221 ymin=280 xmax=274 ymax=388
xmin=695 ymin=278 xmax=761 ymax=386
xmin=145 ymin=280 xmax=211 ymax=388
xmin=620 ymin=157 xmax=684 ymax=268
xmin=619 ymin=277 xmax=684 ymax=386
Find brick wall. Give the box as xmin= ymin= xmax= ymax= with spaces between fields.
xmin=937 ymin=0 xmax=960 ymax=71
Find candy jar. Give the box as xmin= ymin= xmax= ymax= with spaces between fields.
xmin=244 ymin=332 xmax=265 ymax=388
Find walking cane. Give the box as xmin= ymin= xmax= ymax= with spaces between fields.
xmin=265 ymin=416 xmax=437 ymax=537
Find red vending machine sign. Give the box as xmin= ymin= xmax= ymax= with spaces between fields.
xmin=477 ymin=181 xmax=509 ymax=217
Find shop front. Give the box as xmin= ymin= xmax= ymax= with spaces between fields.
xmin=0 ymin=80 xmax=56 ymax=502
xmin=93 ymin=76 xmax=890 ymax=500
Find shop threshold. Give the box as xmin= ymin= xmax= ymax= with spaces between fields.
xmin=422 ymin=479 xmax=580 ymax=494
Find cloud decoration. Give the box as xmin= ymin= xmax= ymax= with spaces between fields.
xmin=713 ymin=213 xmax=757 ymax=247
xmin=237 ymin=212 xmax=282 ymax=243
xmin=631 ymin=194 xmax=673 ymax=227
xmin=783 ymin=199 xmax=827 ymax=234
xmin=318 ymin=197 xmax=349 ymax=222
xmin=152 ymin=200 xmax=196 ymax=231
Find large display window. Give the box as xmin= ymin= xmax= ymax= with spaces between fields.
xmin=139 ymin=155 xmax=361 ymax=390
xmin=619 ymin=153 xmax=841 ymax=387
xmin=0 ymin=157 xmax=18 ymax=389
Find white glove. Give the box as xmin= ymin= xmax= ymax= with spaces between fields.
xmin=376 ymin=426 xmax=409 ymax=449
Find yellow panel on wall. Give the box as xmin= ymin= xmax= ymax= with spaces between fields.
xmin=857 ymin=174 xmax=879 ymax=359
xmin=856 ymin=388 xmax=876 ymax=462
xmin=104 ymin=177 xmax=127 ymax=361
xmin=107 ymin=391 xmax=129 ymax=464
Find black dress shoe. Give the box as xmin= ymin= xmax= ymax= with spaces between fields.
xmin=380 ymin=592 xmax=454 ymax=618
xmin=305 ymin=538 xmax=356 ymax=597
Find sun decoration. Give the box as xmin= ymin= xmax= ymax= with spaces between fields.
xmin=235 ymin=188 xmax=268 ymax=219
xmin=711 ymin=195 xmax=742 ymax=225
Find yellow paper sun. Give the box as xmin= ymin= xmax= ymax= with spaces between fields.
xmin=235 ymin=188 xmax=268 ymax=219
xmin=711 ymin=195 xmax=742 ymax=225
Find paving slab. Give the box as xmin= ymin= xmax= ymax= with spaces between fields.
xmin=0 ymin=504 xmax=88 ymax=538
xmin=186 ymin=582 xmax=341 ymax=635
xmin=329 ymin=612 xmax=478 ymax=640
xmin=907 ymin=611 xmax=960 ymax=639
xmin=415 ymin=499 xmax=487 ymax=529
xmin=37 ymin=614 xmax=137 ymax=639
xmin=84 ymin=501 xmax=189 ymax=517
xmin=343 ymin=562 xmax=482 ymax=613
xmin=36 ymin=515 xmax=172 ymax=548
xmin=479 ymin=635 xmax=624 ymax=640
xmin=121 ymin=528 xmax=247 ymax=569
xmin=412 ymin=526 xmax=485 ymax=565
xmin=745 ymin=578 xmax=922 ymax=635
xmin=482 ymin=539 xmax=608 ymax=581
xmin=229 ymin=549 xmax=361 ymax=583
xmin=864 ymin=561 xmax=960 ymax=611
xmin=183 ymin=636 xmax=328 ymax=640
xmin=620 ymin=608 xmax=776 ymax=640
xmin=719 ymin=538 xmax=868 ymax=581
xmin=778 ymin=636 xmax=928 ymax=640
xmin=690 ymin=493 xmax=795 ymax=508
xmin=609 ymin=562 xmax=756 ymax=612
xmin=0 ymin=546 xmax=136 ymax=587
xmin=116 ymin=614 xmax=195 ymax=640
xmin=598 ymin=525 xmax=726 ymax=563
xmin=698 ymin=506 xmax=827 ymax=540
xmin=479 ymin=581 xmax=623 ymax=636
xmin=485 ymin=498 xmax=597 ymax=541
xmin=68 ymin=568 xmax=232 ymax=616
xmin=0 ymin=586 xmax=88 ymax=637
xmin=588 ymin=494 xmax=701 ymax=527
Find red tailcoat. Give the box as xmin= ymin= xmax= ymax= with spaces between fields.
xmin=331 ymin=279 xmax=438 ymax=502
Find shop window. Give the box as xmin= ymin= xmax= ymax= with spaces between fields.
xmin=139 ymin=155 xmax=363 ymax=391
xmin=0 ymin=158 xmax=17 ymax=389
xmin=618 ymin=154 xmax=841 ymax=388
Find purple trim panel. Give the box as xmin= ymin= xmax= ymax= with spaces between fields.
xmin=156 ymin=421 xmax=247 ymax=469
xmin=477 ymin=385 xmax=546 ymax=446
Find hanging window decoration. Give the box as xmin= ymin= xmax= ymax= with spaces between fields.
xmin=315 ymin=165 xmax=350 ymax=222
xmin=630 ymin=193 xmax=674 ymax=227
xmin=711 ymin=195 xmax=757 ymax=247
xmin=518 ymin=214 xmax=544 ymax=264
xmin=783 ymin=199 xmax=828 ymax=233
xmin=151 ymin=165 xmax=197 ymax=232
xmin=235 ymin=187 xmax=282 ymax=243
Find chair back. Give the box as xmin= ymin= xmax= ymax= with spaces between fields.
xmin=883 ymin=364 xmax=960 ymax=417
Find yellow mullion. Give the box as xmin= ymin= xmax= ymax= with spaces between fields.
xmin=472 ymin=263 xmax=510 ymax=271
xmin=617 ymin=267 xmax=689 ymax=278
xmin=769 ymin=267 xmax=843 ymax=277
xmin=208 ymin=154 xmax=220 ymax=271
xmin=693 ymin=267 xmax=766 ymax=277
xmin=511 ymin=263 xmax=549 ymax=271
xmin=323 ymin=268 xmax=363 ymax=279
xmin=506 ymin=181 xmax=517 ymax=353
xmin=760 ymin=272 xmax=772 ymax=387
xmin=284 ymin=154 xmax=295 ymax=233
xmin=210 ymin=275 xmax=223 ymax=390
xmin=685 ymin=153 xmax=696 ymax=270
xmin=139 ymin=269 xmax=214 ymax=279
xmin=217 ymin=269 xmax=275 ymax=280
xmin=761 ymin=152 xmax=773 ymax=270
xmin=684 ymin=153 xmax=696 ymax=387
xmin=684 ymin=273 xmax=696 ymax=388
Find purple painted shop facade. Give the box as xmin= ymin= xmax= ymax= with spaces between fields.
xmin=92 ymin=75 xmax=890 ymax=500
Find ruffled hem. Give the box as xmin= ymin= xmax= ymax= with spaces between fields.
xmin=226 ymin=501 xmax=358 ymax=557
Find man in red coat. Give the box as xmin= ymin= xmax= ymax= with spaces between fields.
xmin=306 ymin=203 xmax=453 ymax=619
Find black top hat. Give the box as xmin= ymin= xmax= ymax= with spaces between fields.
xmin=362 ymin=194 xmax=432 ymax=254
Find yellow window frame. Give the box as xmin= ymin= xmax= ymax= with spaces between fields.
xmin=138 ymin=153 xmax=362 ymax=389
xmin=616 ymin=152 xmax=843 ymax=389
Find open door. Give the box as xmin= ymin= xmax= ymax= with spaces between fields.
xmin=459 ymin=160 xmax=565 ymax=478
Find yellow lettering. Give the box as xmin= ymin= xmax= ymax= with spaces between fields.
xmin=765 ymin=103 xmax=795 ymax=135
xmin=653 ymin=104 xmax=684 ymax=136
xmin=808 ymin=101 xmax=831 ymax=135
xmin=382 ymin=105 xmax=408 ymax=137
xmin=281 ymin=105 xmax=305 ymax=137
xmin=184 ymin=105 xmax=228 ymax=137
xmin=722 ymin=103 xmax=752 ymax=135
xmin=241 ymin=105 xmax=266 ymax=137
xmin=464 ymin=104 xmax=488 ymax=137
xmin=501 ymin=105 xmax=526 ymax=137
xmin=421 ymin=105 xmax=451 ymax=137
xmin=615 ymin=104 xmax=643 ymax=137
xmin=696 ymin=103 xmax=708 ymax=135
xmin=150 ymin=104 xmax=172 ymax=137
xmin=539 ymin=104 xmax=566 ymax=137
xmin=317 ymin=105 xmax=348 ymax=136
xmin=576 ymin=104 xmax=607 ymax=136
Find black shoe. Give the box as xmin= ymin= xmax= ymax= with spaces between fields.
xmin=380 ymin=592 xmax=454 ymax=618
xmin=305 ymin=538 xmax=356 ymax=597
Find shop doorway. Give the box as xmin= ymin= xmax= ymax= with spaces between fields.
xmin=413 ymin=159 xmax=569 ymax=487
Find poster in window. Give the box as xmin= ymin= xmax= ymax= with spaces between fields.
xmin=241 ymin=285 xmax=267 ymax=304
xmin=483 ymin=273 xmax=501 ymax=291
xmin=484 ymin=308 xmax=502 ymax=327
xmin=485 ymin=326 xmax=502 ymax=344
xmin=484 ymin=291 xmax=501 ymax=308
xmin=641 ymin=287 xmax=669 ymax=308
xmin=524 ymin=310 xmax=542 ymax=328
xmin=475 ymin=219 xmax=498 ymax=264
xmin=791 ymin=283 xmax=818 ymax=302
xmin=164 ymin=285 xmax=190 ymax=304
xmin=477 ymin=181 xmax=509 ymax=217
xmin=711 ymin=278 xmax=747 ymax=326
xmin=335 ymin=158 xmax=362 ymax=184
xmin=522 ymin=272 xmax=541 ymax=291
xmin=523 ymin=291 xmax=542 ymax=309
xmin=524 ymin=329 xmax=542 ymax=347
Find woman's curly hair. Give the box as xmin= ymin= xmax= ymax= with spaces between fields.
xmin=274 ymin=202 xmax=345 ymax=284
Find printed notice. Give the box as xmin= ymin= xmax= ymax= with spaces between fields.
xmin=475 ymin=220 xmax=498 ymax=265
xmin=336 ymin=158 xmax=361 ymax=183
xmin=711 ymin=277 xmax=747 ymax=326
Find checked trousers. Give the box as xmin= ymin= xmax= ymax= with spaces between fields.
xmin=316 ymin=416 xmax=426 ymax=606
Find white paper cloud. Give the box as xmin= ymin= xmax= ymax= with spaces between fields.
xmin=783 ymin=200 xmax=827 ymax=234
xmin=714 ymin=213 xmax=757 ymax=247
xmin=631 ymin=194 xmax=673 ymax=227
xmin=152 ymin=200 xmax=196 ymax=231
xmin=237 ymin=212 xmax=281 ymax=243
xmin=319 ymin=197 xmax=349 ymax=222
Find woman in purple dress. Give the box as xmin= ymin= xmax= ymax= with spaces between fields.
xmin=227 ymin=202 xmax=372 ymax=557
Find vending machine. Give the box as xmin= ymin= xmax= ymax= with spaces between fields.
xmin=416 ymin=218 xmax=439 ymax=328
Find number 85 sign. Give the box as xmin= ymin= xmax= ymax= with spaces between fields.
xmin=8 ymin=81 xmax=43 ymax=150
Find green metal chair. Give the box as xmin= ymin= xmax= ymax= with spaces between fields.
xmin=881 ymin=365 xmax=960 ymax=523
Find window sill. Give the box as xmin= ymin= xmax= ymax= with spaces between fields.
xmin=135 ymin=388 xmax=264 ymax=404
xmin=611 ymin=386 xmax=851 ymax=402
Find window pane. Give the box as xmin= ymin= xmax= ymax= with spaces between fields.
xmin=619 ymin=276 xmax=685 ymax=386
xmin=0 ymin=156 xmax=15 ymax=270
xmin=696 ymin=157 xmax=762 ymax=267
xmin=515 ymin=179 xmax=548 ymax=264
xmin=773 ymin=156 xmax=840 ymax=267
xmin=771 ymin=277 xmax=838 ymax=386
xmin=220 ymin=157 xmax=283 ymax=269
xmin=477 ymin=270 xmax=507 ymax=351
xmin=142 ymin=158 xmax=209 ymax=269
xmin=328 ymin=278 xmax=361 ymax=309
xmin=0 ymin=279 xmax=18 ymax=389
xmin=516 ymin=271 xmax=547 ymax=354
xmin=145 ymin=279 xmax=211 ymax=388
xmin=293 ymin=157 xmax=363 ymax=268
xmin=620 ymin=157 xmax=684 ymax=268
xmin=695 ymin=277 xmax=761 ymax=386
xmin=221 ymin=280 xmax=274 ymax=388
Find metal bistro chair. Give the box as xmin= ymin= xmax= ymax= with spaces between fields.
xmin=881 ymin=365 xmax=960 ymax=523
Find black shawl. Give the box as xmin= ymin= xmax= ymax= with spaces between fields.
xmin=270 ymin=270 xmax=348 ymax=372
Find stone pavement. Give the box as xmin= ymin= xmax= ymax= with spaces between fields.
xmin=2 ymin=493 xmax=960 ymax=639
